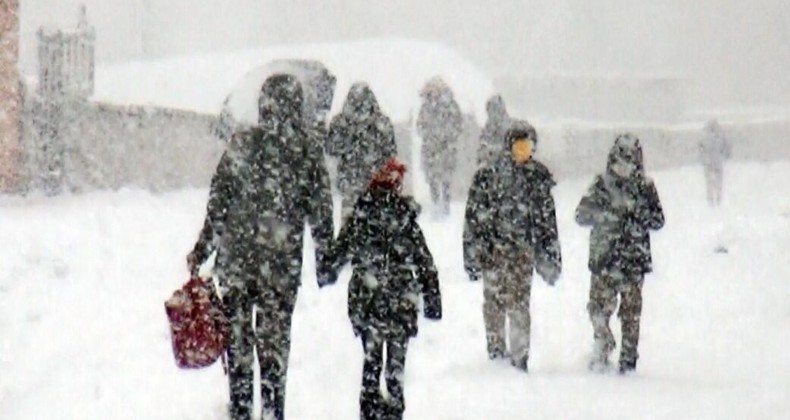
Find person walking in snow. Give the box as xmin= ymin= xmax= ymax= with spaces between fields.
xmin=463 ymin=120 xmax=562 ymax=372
xmin=187 ymin=74 xmax=335 ymax=420
xmin=326 ymin=82 xmax=398 ymax=219
xmin=575 ymin=133 xmax=665 ymax=374
xmin=417 ymin=77 xmax=463 ymax=216
xmin=699 ymin=119 xmax=732 ymax=206
xmin=322 ymin=158 xmax=442 ymax=420
xmin=476 ymin=94 xmax=511 ymax=168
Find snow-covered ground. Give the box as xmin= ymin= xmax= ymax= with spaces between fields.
xmin=1 ymin=161 xmax=788 ymax=419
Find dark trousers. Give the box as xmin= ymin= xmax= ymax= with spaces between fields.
xmin=427 ymin=173 xmax=451 ymax=216
xmin=360 ymin=332 xmax=409 ymax=420
xmin=587 ymin=273 xmax=644 ymax=368
xmin=704 ymin=165 xmax=724 ymax=206
xmin=225 ymin=289 xmax=296 ymax=420
xmin=482 ymin=255 xmax=533 ymax=366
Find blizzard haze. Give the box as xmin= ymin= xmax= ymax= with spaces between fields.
xmin=5 ymin=2 xmax=790 ymax=420
xmin=19 ymin=0 xmax=790 ymax=113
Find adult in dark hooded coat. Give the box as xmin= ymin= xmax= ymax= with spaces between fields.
xmin=575 ymin=133 xmax=665 ymax=374
xmin=417 ymin=77 xmax=463 ymax=215
xmin=188 ymin=74 xmax=335 ymax=420
xmin=323 ymin=158 xmax=442 ymax=420
xmin=326 ymin=82 xmax=398 ymax=217
xmin=463 ymin=120 xmax=562 ymax=372
xmin=476 ymin=94 xmax=511 ymax=167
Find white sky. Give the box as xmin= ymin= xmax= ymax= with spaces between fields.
xmin=18 ymin=0 xmax=790 ymax=110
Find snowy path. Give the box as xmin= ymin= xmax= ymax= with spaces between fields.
xmin=1 ymin=163 xmax=789 ymax=419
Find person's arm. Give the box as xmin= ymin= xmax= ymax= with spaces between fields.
xmin=188 ymin=150 xmax=238 ymax=275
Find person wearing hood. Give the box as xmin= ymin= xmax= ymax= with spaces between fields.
xmin=575 ymin=133 xmax=665 ymax=374
xmin=417 ymin=77 xmax=463 ymax=215
xmin=187 ymin=74 xmax=335 ymax=420
xmin=698 ymin=119 xmax=732 ymax=206
xmin=326 ymin=82 xmax=398 ymax=218
xmin=477 ymin=94 xmax=511 ymax=167
xmin=463 ymin=120 xmax=562 ymax=372
xmin=322 ymin=158 xmax=442 ymax=420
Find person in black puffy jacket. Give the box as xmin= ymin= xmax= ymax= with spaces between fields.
xmin=463 ymin=120 xmax=562 ymax=372
xmin=575 ymin=133 xmax=664 ymax=374
xmin=323 ymin=158 xmax=441 ymax=420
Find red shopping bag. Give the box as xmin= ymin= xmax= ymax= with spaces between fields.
xmin=165 ymin=276 xmax=229 ymax=369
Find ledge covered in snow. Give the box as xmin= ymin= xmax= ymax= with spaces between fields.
xmin=93 ymin=38 xmax=495 ymax=122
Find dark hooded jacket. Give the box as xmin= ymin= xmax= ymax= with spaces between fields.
xmin=328 ymin=183 xmax=442 ymax=339
xmin=575 ymin=134 xmax=665 ymax=277
xmin=417 ymin=79 xmax=463 ymax=172
xmin=477 ymin=95 xmax=511 ymax=166
xmin=326 ymin=83 xmax=398 ymax=197
xmin=463 ymin=120 xmax=562 ymax=283
xmin=192 ymin=74 xmax=334 ymax=297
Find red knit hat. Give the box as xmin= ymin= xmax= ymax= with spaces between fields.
xmin=369 ymin=157 xmax=406 ymax=191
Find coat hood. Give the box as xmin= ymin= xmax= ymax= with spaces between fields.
xmin=504 ymin=119 xmax=538 ymax=148
xmin=606 ymin=133 xmax=645 ymax=179
xmin=258 ymin=74 xmax=305 ymax=126
xmin=486 ymin=94 xmax=508 ymax=123
xmin=341 ymin=82 xmax=382 ymax=119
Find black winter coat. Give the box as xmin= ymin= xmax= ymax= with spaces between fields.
xmin=417 ymin=91 xmax=463 ymax=173
xmin=463 ymin=157 xmax=562 ymax=282
xmin=192 ymin=123 xmax=334 ymax=297
xmin=325 ymin=84 xmax=397 ymax=197
xmin=329 ymin=188 xmax=442 ymax=339
xmin=575 ymin=173 xmax=664 ymax=277
xmin=477 ymin=95 xmax=511 ymax=166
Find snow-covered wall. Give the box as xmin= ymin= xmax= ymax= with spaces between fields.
xmin=90 ymin=40 xmax=495 ymax=123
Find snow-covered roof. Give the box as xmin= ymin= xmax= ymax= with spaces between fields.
xmin=92 ymin=38 xmax=495 ymax=123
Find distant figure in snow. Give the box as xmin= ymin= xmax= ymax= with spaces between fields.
xmin=463 ymin=120 xmax=562 ymax=372
xmin=699 ymin=119 xmax=732 ymax=206
xmin=417 ymin=76 xmax=463 ymax=216
xmin=477 ymin=94 xmax=511 ymax=168
xmin=326 ymin=82 xmax=398 ymax=220
xmin=575 ymin=134 xmax=665 ymax=374
xmin=188 ymin=74 xmax=335 ymax=420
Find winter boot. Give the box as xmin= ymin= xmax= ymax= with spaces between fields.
xmin=511 ymin=356 xmax=528 ymax=373
xmin=360 ymin=391 xmax=387 ymax=420
xmin=589 ymin=328 xmax=616 ymax=373
xmin=488 ymin=347 xmax=507 ymax=360
xmin=618 ymin=358 xmax=637 ymax=375
xmin=379 ymin=395 xmax=405 ymax=420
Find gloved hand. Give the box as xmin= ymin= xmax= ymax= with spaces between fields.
xmin=186 ymin=252 xmax=200 ymax=276
xmin=317 ymin=269 xmax=338 ymax=288
xmin=537 ymin=259 xmax=560 ymax=287
xmin=466 ymin=266 xmax=482 ymax=282
xmin=316 ymin=254 xmax=338 ymax=288
xmin=423 ymin=293 xmax=442 ymax=321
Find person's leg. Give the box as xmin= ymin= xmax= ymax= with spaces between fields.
xmin=257 ymin=291 xmax=296 ymax=420
xmin=384 ymin=338 xmax=409 ymax=419
xmin=482 ymin=269 xmax=507 ymax=359
xmin=359 ymin=332 xmax=385 ymax=420
xmin=714 ymin=165 xmax=724 ymax=206
xmin=226 ymin=300 xmax=255 ymax=420
xmin=506 ymin=265 xmax=533 ymax=372
xmin=587 ymin=273 xmax=618 ymax=370
xmin=618 ymin=279 xmax=644 ymax=373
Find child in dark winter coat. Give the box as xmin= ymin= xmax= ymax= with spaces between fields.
xmin=322 ymin=158 xmax=442 ymax=420
xmin=575 ymin=133 xmax=665 ymax=374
